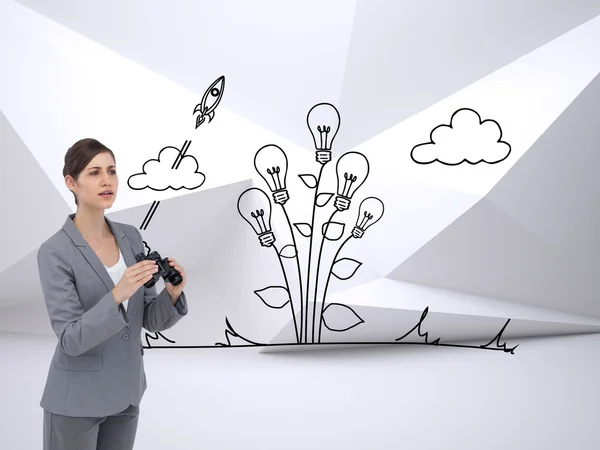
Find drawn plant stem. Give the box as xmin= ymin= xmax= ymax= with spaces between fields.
xmin=304 ymin=164 xmax=326 ymax=343
xmin=272 ymin=243 xmax=300 ymax=343
xmin=317 ymin=234 xmax=353 ymax=343
xmin=279 ymin=205 xmax=304 ymax=343
xmin=311 ymin=209 xmax=339 ymax=343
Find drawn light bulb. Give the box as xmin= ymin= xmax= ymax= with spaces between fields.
xmin=352 ymin=197 xmax=384 ymax=238
xmin=237 ymin=188 xmax=275 ymax=247
xmin=254 ymin=144 xmax=289 ymax=205
xmin=306 ymin=103 xmax=341 ymax=164
xmin=334 ymin=151 xmax=369 ymax=211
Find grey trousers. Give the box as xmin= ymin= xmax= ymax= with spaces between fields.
xmin=43 ymin=404 xmax=139 ymax=450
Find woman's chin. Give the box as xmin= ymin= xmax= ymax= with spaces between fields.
xmin=98 ymin=196 xmax=115 ymax=207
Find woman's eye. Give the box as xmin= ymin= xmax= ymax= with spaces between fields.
xmin=89 ymin=170 xmax=116 ymax=175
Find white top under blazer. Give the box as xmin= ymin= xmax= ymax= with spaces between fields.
xmin=103 ymin=247 xmax=129 ymax=311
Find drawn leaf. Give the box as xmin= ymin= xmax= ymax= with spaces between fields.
xmin=316 ymin=193 xmax=334 ymax=207
xmin=331 ymin=258 xmax=362 ymax=280
xmin=254 ymin=286 xmax=290 ymax=309
xmin=322 ymin=303 xmax=364 ymax=332
xmin=279 ymin=244 xmax=297 ymax=258
xmin=298 ymin=174 xmax=317 ymax=188
xmin=294 ymin=223 xmax=312 ymax=237
xmin=322 ymin=221 xmax=345 ymax=240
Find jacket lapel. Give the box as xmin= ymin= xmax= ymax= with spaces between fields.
xmin=105 ymin=216 xmax=137 ymax=273
xmin=106 ymin=216 xmax=141 ymax=320
xmin=62 ymin=214 xmax=139 ymax=317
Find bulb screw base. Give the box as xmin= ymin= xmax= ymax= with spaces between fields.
xmin=315 ymin=150 xmax=331 ymax=164
xmin=334 ymin=195 xmax=350 ymax=211
xmin=273 ymin=190 xmax=289 ymax=205
xmin=258 ymin=231 xmax=275 ymax=247
xmin=351 ymin=226 xmax=364 ymax=238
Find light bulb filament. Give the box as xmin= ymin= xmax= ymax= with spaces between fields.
xmin=341 ymin=172 xmax=358 ymax=197
xmin=358 ymin=211 xmax=373 ymax=229
xmin=250 ymin=209 xmax=268 ymax=233
xmin=317 ymin=125 xmax=331 ymax=149
xmin=266 ymin=166 xmax=283 ymax=190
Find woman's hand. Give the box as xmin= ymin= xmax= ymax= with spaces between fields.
xmin=165 ymin=257 xmax=187 ymax=304
xmin=112 ymin=260 xmax=158 ymax=304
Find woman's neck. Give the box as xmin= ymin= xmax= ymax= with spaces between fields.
xmin=73 ymin=207 xmax=110 ymax=241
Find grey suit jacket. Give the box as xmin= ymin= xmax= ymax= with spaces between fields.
xmin=36 ymin=213 xmax=188 ymax=417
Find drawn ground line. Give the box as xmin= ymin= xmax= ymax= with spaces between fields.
xmin=142 ymin=342 xmax=517 ymax=353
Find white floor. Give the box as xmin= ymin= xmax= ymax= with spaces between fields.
xmin=1 ymin=330 xmax=600 ymax=449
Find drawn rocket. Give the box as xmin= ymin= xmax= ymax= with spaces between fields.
xmin=193 ymin=75 xmax=225 ymax=129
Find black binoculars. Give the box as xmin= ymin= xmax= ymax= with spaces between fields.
xmin=135 ymin=250 xmax=183 ymax=288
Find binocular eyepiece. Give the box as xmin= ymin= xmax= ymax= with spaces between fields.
xmin=135 ymin=250 xmax=183 ymax=289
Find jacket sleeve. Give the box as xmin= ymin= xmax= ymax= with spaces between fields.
xmin=133 ymin=228 xmax=188 ymax=333
xmin=37 ymin=241 xmax=129 ymax=357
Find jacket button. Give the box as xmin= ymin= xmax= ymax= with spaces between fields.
xmin=122 ymin=333 xmax=129 ymax=340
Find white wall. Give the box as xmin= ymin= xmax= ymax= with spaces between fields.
xmin=2 ymin=2 xmax=600 ymax=449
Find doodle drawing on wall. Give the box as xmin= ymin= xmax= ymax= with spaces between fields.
xmin=411 ymin=107 xmax=511 ymax=166
xmin=140 ymin=100 xmax=518 ymax=354
xmin=194 ymin=75 xmax=225 ymax=129
xmin=124 ymin=76 xmax=225 ymax=347
xmin=127 ymin=75 xmax=225 ymax=231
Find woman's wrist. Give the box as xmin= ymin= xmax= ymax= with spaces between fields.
xmin=111 ymin=287 xmax=122 ymax=304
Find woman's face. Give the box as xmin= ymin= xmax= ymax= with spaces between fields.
xmin=68 ymin=152 xmax=118 ymax=209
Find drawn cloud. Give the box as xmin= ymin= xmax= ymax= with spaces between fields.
xmin=410 ymin=108 xmax=511 ymax=165
xmin=128 ymin=144 xmax=206 ymax=191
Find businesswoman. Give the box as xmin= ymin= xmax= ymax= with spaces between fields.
xmin=37 ymin=138 xmax=189 ymax=450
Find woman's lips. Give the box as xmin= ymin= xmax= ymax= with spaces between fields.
xmin=99 ymin=192 xmax=113 ymax=198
